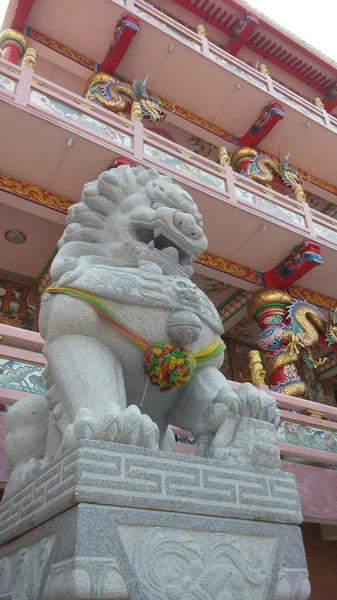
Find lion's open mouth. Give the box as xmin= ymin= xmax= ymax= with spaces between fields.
xmin=135 ymin=226 xmax=193 ymax=266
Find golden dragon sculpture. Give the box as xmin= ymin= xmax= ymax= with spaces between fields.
xmin=231 ymin=147 xmax=307 ymax=203
xmin=84 ymin=73 xmax=166 ymax=123
xmin=249 ymin=290 xmax=337 ymax=397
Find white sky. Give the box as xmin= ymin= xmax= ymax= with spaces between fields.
xmin=0 ymin=0 xmax=9 ymax=29
xmin=1 ymin=0 xmax=337 ymax=62
xmin=243 ymin=0 xmax=337 ymax=63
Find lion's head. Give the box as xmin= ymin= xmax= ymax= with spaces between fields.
xmin=54 ymin=166 xmax=207 ymax=281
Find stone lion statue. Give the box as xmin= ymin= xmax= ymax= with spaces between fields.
xmin=4 ymin=166 xmax=280 ymax=496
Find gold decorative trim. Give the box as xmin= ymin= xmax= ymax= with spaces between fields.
xmin=27 ymin=28 xmax=95 ymax=70
xmin=1 ymin=177 xmax=337 ymax=314
xmin=196 ymin=251 xmax=263 ymax=285
xmin=0 ymin=172 xmax=72 ymax=213
xmin=289 ymin=284 xmax=337 ymax=310
xmin=0 ymin=29 xmax=27 ymax=56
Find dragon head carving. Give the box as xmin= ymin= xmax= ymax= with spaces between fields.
xmin=84 ymin=74 xmax=166 ymax=123
xmin=53 ymin=166 xmax=207 ymax=284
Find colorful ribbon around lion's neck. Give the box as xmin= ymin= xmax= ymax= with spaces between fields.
xmin=45 ymin=286 xmax=225 ymax=392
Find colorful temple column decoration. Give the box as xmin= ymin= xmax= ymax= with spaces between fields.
xmin=264 ymin=241 xmax=322 ymax=289
xmin=248 ymin=289 xmax=305 ymax=397
xmin=231 ymin=146 xmax=307 ymax=202
xmin=239 ymin=101 xmax=284 ymax=148
xmin=100 ymin=14 xmax=139 ymax=75
xmin=0 ymin=274 xmax=38 ymax=330
xmin=226 ymin=13 xmax=259 ymax=56
xmin=248 ymin=289 xmax=337 ymax=397
xmin=84 ymin=74 xmax=166 ymax=123
xmin=0 ymin=29 xmax=27 ymax=64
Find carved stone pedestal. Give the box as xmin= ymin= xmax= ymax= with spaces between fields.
xmin=0 ymin=441 xmax=310 ymax=599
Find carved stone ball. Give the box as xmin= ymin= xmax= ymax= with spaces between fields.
xmin=248 ymin=289 xmax=293 ymax=321
xmin=167 ymin=310 xmax=202 ymax=345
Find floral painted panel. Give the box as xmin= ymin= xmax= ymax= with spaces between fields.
xmin=301 ymin=363 xmax=333 ymax=405
xmin=175 ymin=421 xmax=337 ymax=454
xmin=278 ymin=421 xmax=337 ymax=452
xmin=227 ymin=316 xmax=257 ymax=344
xmin=0 ymin=358 xmax=45 ymax=395
xmin=236 ymin=187 xmax=305 ymax=227
xmin=273 ymin=90 xmax=324 ymax=125
xmin=209 ymin=52 xmax=267 ymax=90
xmin=144 ymin=144 xmax=225 ymax=190
xmin=30 ymin=90 xmax=132 ymax=148
xmin=0 ymin=74 xmax=16 ymax=93
xmin=134 ymin=9 xmax=201 ymax=51
xmin=314 ymin=222 xmax=337 ymax=245
xmin=0 ymin=275 xmax=38 ymax=331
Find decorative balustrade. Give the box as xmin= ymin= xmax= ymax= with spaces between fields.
xmin=2 ymin=58 xmax=337 ymax=251
xmin=0 ymin=325 xmax=45 ymax=406
xmin=123 ymin=0 xmax=336 ymax=130
xmin=0 ymin=58 xmax=337 ymax=256
xmin=1 ymin=0 xmax=336 ymax=136
xmin=1 ymin=324 xmax=337 ymax=477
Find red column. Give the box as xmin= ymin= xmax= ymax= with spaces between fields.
xmin=0 ymin=29 xmax=27 ymax=64
xmin=248 ymin=289 xmax=305 ymax=397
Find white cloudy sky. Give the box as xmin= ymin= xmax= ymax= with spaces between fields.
xmin=246 ymin=0 xmax=337 ymax=62
xmin=0 ymin=0 xmax=337 ymax=62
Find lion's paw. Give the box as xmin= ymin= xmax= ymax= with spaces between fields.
xmin=114 ymin=406 xmax=159 ymax=449
xmin=4 ymin=457 xmax=51 ymax=498
xmin=57 ymin=405 xmax=159 ymax=453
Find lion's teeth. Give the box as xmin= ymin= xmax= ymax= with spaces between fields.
xmin=160 ymin=247 xmax=179 ymax=262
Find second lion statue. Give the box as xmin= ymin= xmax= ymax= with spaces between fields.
xmin=4 ymin=166 xmax=280 ymax=496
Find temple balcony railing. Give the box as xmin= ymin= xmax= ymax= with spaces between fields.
xmin=1 ymin=323 xmax=337 ymax=473
xmin=2 ymin=59 xmax=337 ymax=263
xmin=2 ymin=0 xmax=337 ymax=185
xmin=2 ymin=324 xmax=337 ymax=524
xmin=123 ymin=0 xmax=332 ymax=129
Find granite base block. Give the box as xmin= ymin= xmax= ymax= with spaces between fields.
xmin=0 ymin=503 xmax=310 ymax=600
xmin=0 ymin=442 xmax=310 ymax=599
xmin=0 ymin=440 xmax=302 ymax=545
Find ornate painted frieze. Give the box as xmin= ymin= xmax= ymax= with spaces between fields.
xmin=0 ymin=273 xmax=38 ymax=330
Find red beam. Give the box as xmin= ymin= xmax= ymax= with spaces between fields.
xmin=100 ymin=14 xmax=139 ymax=75
xmin=239 ymin=101 xmax=284 ymax=147
xmin=226 ymin=12 xmax=258 ymax=57
xmin=172 ymin=0 xmax=232 ymax=35
xmin=171 ymin=0 xmax=331 ymax=94
xmin=264 ymin=241 xmax=322 ymax=290
xmin=11 ymin=0 xmax=35 ymax=31
xmin=225 ymin=0 xmax=337 ymax=80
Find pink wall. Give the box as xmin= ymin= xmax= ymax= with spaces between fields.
xmin=282 ymin=461 xmax=337 ymax=523
xmin=302 ymin=523 xmax=337 ymax=600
